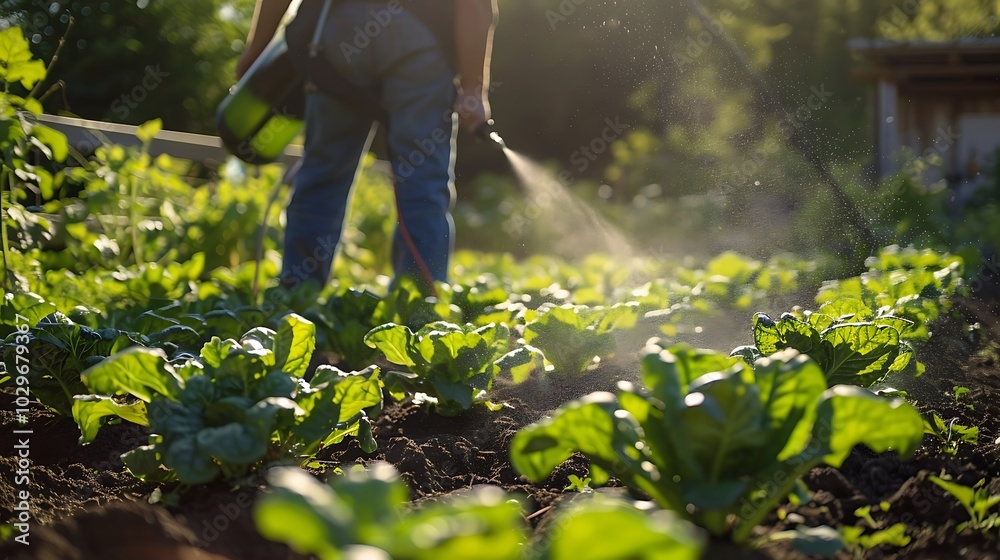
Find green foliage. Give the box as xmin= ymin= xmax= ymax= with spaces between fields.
xmin=510 ymin=342 xmax=925 ymax=543
xmin=306 ymin=288 xmax=382 ymax=369
xmin=563 ymin=474 xmax=592 ymax=494
xmin=840 ymin=523 xmax=911 ymax=558
xmin=741 ymin=297 xmax=917 ymax=387
xmin=7 ymin=0 xmax=256 ymax=131
xmin=816 ymin=246 xmax=964 ymax=340
xmin=254 ymin=462 xmax=527 ymax=560
xmin=522 ymin=303 xmax=640 ymax=375
xmin=1 ymin=26 xmax=68 ymax=290
xmin=929 ymin=476 xmax=1000 ymax=534
xmin=535 ymin=497 xmax=706 ymax=560
xmin=1 ymin=313 xmax=138 ymax=416
xmin=364 ymin=321 xmax=541 ymax=415
xmin=922 ymin=412 xmax=979 ymax=456
xmin=75 ymin=314 xmax=383 ymax=484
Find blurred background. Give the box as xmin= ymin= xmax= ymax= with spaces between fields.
xmin=3 ymin=0 xmax=999 ymax=268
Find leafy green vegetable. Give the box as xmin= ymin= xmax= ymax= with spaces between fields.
xmin=71 ymin=395 xmax=148 ymax=443
xmin=929 ymin=477 xmax=1000 ymax=533
xmin=374 ymin=276 xmax=461 ymax=330
xmin=306 ymin=288 xmax=382 ymax=368
xmin=2 ymin=315 xmax=137 ymax=416
xmin=563 ymin=474 xmax=592 ymax=493
xmin=922 ymin=412 xmax=979 ymax=456
xmin=77 ymin=314 xmax=383 ymax=484
xmin=254 ymin=462 xmax=526 ymax=560
xmin=523 ymin=303 xmax=639 ymax=375
xmin=511 ymin=341 xmax=924 ymax=542
xmin=816 ymin=245 xmax=964 ymax=341
xmin=740 ymin=298 xmax=918 ymax=387
xmin=365 ymin=321 xmax=541 ymax=415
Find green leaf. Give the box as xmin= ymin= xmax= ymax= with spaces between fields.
xmin=163 ymin=435 xmax=221 ymax=485
xmin=809 ymin=386 xmax=923 ymax=466
xmin=524 ymin=305 xmax=614 ymax=374
xmin=821 ymin=323 xmax=900 ymax=387
xmin=72 ymin=395 xmax=148 ymax=444
xmin=392 ymin=485 xmax=526 ymax=560
xmin=753 ymin=313 xmax=822 ymax=357
xmin=136 ymin=119 xmax=162 ymax=145
xmin=641 ymin=342 xmax=738 ymax=404
xmin=817 ymin=298 xmax=873 ymax=322
xmin=510 ymin=393 xmax=645 ymax=487
xmin=254 ymin=467 xmax=356 ymax=559
xmin=541 ymin=500 xmax=705 ymax=560
xmin=121 ymin=445 xmax=173 ymax=482
xmin=0 ymin=27 xmax=46 ymax=88
xmin=364 ymin=324 xmax=417 ymax=368
xmin=200 ymin=337 xmax=238 ymax=368
xmin=293 ymin=366 xmax=383 ymax=452
xmin=750 ymin=350 xmax=828 ymax=461
xmin=81 ymin=346 xmax=182 ymax=402
xmin=2 ymin=291 xmax=56 ymax=326
xmin=273 ymin=313 xmax=316 ymax=377
xmin=29 ymin=125 xmax=68 ymax=163
xmin=495 ymin=345 xmax=545 ymax=384
xmin=196 ymin=423 xmax=269 ymax=465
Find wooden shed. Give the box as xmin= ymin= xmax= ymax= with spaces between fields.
xmin=849 ymin=38 xmax=1000 ymax=189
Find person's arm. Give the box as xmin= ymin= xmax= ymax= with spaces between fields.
xmin=454 ymin=0 xmax=498 ymax=133
xmin=236 ymin=0 xmax=293 ymax=79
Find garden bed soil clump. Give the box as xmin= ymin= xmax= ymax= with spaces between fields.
xmin=2 ymin=298 xmax=1000 ymax=559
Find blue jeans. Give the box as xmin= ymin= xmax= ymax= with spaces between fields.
xmin=281 ymin=1 xmax=457 ymax=290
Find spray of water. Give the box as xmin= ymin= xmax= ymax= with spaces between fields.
xmin=502 ymin=148 xmax=635 ymax=258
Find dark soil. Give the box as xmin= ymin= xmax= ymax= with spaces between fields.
xmin=2 ymin=296 xmax=999 ymax=559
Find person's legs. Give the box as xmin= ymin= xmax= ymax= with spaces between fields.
xmin=281 ymin=91 xmax=375 ymax=289
xmin=307 ymin=2 xmax=457 ymax=288
xmin=374 ymin=8 xmax=458 ymax=286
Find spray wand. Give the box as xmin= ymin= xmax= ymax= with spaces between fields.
xmin=475 ymin=120 xmax=508 ymax=152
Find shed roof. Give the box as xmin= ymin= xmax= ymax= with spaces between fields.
xmin=848 ymin=37 xmax=1000 ymax=84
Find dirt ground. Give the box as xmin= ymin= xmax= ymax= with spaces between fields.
xmin=2 ymin=296 xmax=999 ymax=560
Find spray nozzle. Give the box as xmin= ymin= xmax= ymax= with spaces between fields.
xmin=475 ymin=120 xmax=507 ymax=152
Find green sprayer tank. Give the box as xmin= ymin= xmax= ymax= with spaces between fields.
xmin=216 ymin=28 xmax=305 ymax=165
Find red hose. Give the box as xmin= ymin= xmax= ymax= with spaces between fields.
xmin=392 ymin=177 xmax=439 ymax=298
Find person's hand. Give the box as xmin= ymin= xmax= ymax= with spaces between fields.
xmin=454 ymin=90 xmax=491 ymax=134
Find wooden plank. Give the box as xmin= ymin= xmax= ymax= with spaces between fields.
xmin=34 ymin=114 xmax=304 ymax=166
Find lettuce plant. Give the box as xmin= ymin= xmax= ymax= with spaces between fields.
xmin=2 ymin=313 xmax=139 ymax=416
xmin=364 ymin=321 xmax=541 ymax=415
xmin=511 ymin=341 xmax=924 ymax=543
xmin=815 ymin=245 xmax=964 ymax=340
xmin=254 ymin=462 xmax=526 ymax=560
xmin=76 ymin=314 xmax=384 ymax=484
xmin=733 ymin=297 xmax=917 ymax=387
xmin=305 ymin=287 xmax=383 ymax=369
xmin=522 ymin=303 xmax=639 ymax=375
